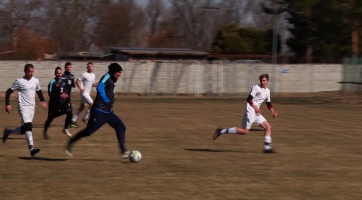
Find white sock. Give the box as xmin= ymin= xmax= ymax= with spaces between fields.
xmin=25 ymin=131 xmax=34 ymax=149
xmin=220 ymin=127 xmax=237 ymax=134
xmin=83 ymin=109 xmax=90 ymax=120
xmin=10 ymin=127 xmax=21 ymax=135
xmin=72 ymin=110 xmax=81 ymax=122
xmin=264 ymin=136 xmax=272 ymax=150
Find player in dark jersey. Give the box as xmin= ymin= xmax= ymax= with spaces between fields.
xmin=65 ymin=63 xmax=129 ymax=159
xmin=43 ymin=67 xmax=73 ymax=139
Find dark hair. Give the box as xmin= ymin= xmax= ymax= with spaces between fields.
xmin=55 ymin=66 xmax=62 ymax=73
xmin=259 ymin=74 xmax=269 ymax=81
xmin=64 ymin=62 xmax=72 ymax=68
xmin=87 ymin=62 xmax=93 ymax=67
xmin=24 ymin=64 xmax=34 ymax=72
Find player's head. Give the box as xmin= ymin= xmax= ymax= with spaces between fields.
xmin=24 ymin=64 xmax=34 ymax=79
xmin=259 ymin=74 xmax=269 ymax=88
xmin=86 ymin=62 xmax=94 ymax=73
xmin=64 ymin=62 xmax=72 ymax=73
xmin=108 ymin=63 xmax=123 ymax=81
xmin=55 ymin=66 xmax=63 ymax=80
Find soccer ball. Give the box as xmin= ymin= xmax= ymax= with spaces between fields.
xmin=128 ymin=150 xmax=142 ymax=163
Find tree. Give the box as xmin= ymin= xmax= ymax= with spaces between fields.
xmin=211 ymin=25 xmax=280 ymax=53
xmin=95 ymin=0 xmax=146 ymax=50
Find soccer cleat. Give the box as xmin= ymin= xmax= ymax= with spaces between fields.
xmin=264 ymin=149 xmax=277 ymax=154
xmin=30 ymin=148 xmax=40 ymax=156
xmin=213 ymin=127 xmax=223 ymax=141
xmin=63 ymin=129 xmax=72 ymax=137
xmin=82 ymin=118 xmax=88 ymax=124
xmin=43 ymin=130 xmax=50 ymax=140
xmin=70 ymin=122 xmax=78 ymax=128
xmin=65 ymin=147 xmax=73 ymax=157
xmin=2 ymin=128 xmax=10 ymax=143
xmin=121 ymin=151 xmax=130 ymax=159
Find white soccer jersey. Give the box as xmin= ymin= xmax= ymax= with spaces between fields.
xmin=78 ymin=72 xmax=96 ymax=94
xmin=10 ymin=77 xmax=41 ymax=108
xmin=245 ymin=84 xmax=271 ymax=113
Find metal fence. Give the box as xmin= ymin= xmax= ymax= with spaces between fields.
xmin=0 ymin=61 xmax=343 ymax=96
xmin=342 ymin=57 xmax=362 ymax=92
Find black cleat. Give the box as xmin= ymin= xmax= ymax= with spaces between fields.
xmin=2 ymin=128 xmax=10 ymax=143
xmin=43 ymin=130 xmax=50 ymax=140
xmin=30 ymin=148 xmax=40 ymax=156
xmin=65 ymin=146 xmax=73 ymax=157
xmin=264 ymin=149 xmax=277 ymax=154
xmin=213 ymin=127 xmax=223 ymax=141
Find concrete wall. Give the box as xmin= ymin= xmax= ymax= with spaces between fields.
xmin=0 ymin=61 xmax=343 ymax=95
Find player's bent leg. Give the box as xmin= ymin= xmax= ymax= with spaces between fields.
xmin=23 ymin=122 xmax=40 ymax=156
xmin=72 ymin=103 xmax=85 ymax=127
xmin=63 ymin=111 xmax=73 ymax=137
xmin=2 ymin=126 xmax=22 ymax=143
xmin=107 ymin=112 xmax=128 ymax=157
xmin=65 ymin=110 xmax=107 ymax=157
xmin=82 ymin=103 xmax=93 ymax=124
xmin=259 ymin=121 xmax=276 ymax=154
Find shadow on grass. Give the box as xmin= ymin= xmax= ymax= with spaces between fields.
xmin=250 ymin=128 xmax=265 ymax=132
xmin=33 ymin=124 xmax=63 ymax=128
xmin=0 ymin=137 xmax=26 ymax=140
xmin=18 ymin=157 xmax=67 ymax=162
xmin=17 ymin=156 xmax=125 ymax=163
xmin=184 ymin=148 xmax=247 ymax=153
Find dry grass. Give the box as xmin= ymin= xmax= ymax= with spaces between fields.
xmin=0 ymin=94 xmax=362 ymax=200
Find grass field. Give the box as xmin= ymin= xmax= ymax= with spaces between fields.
xmin=1 ymin=95 xmax=362 ymax=200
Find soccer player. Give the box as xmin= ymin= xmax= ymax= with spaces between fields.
xmin=213 ymin=74 xmax=278 ymax=153
xmin=71 ymin=62 xmax=98 ymax=127
xmin=43 ymin=67 xmax=73 ymax=139
xmin=3 ymin=64 xmax=47 ymax=156
xmin=65 ymin=63 xmax=129 ymax=158
xmin=62 ymin=62 xmax=75 ymax=127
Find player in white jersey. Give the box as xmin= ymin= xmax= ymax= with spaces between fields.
xmin=3 ymin=64 xmax=47 ymax=156
xmin=71 ymin=62 xmax=98 ymax=127
xmin=212 ymin=74 xmax=278 ymax=153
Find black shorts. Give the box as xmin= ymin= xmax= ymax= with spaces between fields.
xmin=48 ymin=102 xmax=72 ymax=118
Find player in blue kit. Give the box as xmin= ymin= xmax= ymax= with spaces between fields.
xmin=65 ymin=63 xmax=129 ymax=158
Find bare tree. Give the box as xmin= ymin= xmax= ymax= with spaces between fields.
xmin=146 ymin=0 xmax=164 ymax=35
xmin=44 ymin=0 xmax=99 ymax=52
xmin=0 ymin=0 xmax=42 ymax=51
xmin=95 ymin=0 xmax=146 ymax=50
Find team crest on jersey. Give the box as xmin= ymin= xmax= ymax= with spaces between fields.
xmin=55 ymin=83 xmax=59 ymax=87
xmin=256 ymin=92 xmax=261 ymax=96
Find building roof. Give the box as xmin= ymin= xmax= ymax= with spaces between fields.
xmin=109 ymin=47 xmax=209 ymax=56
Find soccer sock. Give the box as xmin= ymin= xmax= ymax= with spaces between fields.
xmin=220 ymin=127 xmax=237 ymax=134
xmin=72 ymin=110 xmax=81 ymax=122
xmin=10 ymin=127 xmax=21 ymax=135
xmin=65 ymin=112 xmax=73 ymax=129
xmin=83 ymin=109 xmax=90 ymax=120
xmin=25 ymin=131 xmax=34 ymax=149
xmin=264 ymin=136 xmax=272 ymax=150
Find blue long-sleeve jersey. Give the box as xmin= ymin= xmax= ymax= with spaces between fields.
xmin=92 ymin=72 xmax=115 ymax=113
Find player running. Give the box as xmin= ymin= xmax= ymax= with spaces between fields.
xmin=213 ymin=74 xmax=278 ymax=153
xmin=43 ymin=67 xmax=73 ymax=139
xmin=3 ymin=64 xmax=47 ymax=156
xmin=65 ymin=63 xmax=129 ymax=158
xmin=71 ymin=62 xmax=98 ymax=127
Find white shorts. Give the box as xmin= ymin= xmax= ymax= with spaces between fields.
xmin=80 ymin=91 xmax=94 ymax=105
xmin=18 ymin=106 xmax=35 ymax=125
xmin=241 ymin=111 xmax=266 ymax=129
